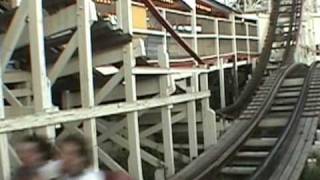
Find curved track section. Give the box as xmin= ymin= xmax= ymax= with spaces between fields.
xmin=220 ymin=0 xmax=303 ymax=117
xmin=170 ymin=62 xmax=320 ymax=180
xmin=169 ymin=63 xmax=307 ymax=180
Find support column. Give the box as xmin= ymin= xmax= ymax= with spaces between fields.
xmin=158 ymin=47 xmax=175 ymax=176
xmin=121 ymin=0 xmax=143 ymax=179
xmin=28 ymin=0 xmax=55 ymax=139
xmin=159 ymin=9 xmax=175 ymax=177
xmin=191 ymin=1 xmax=198 ymax=55
xmin=216 ymin=19 xmax=226 ymax=108
xmin=187 ymin=73 xmax=199 ymax=160
xmin=0 ymin=58 xmax=10 ymax=180
xmin=200 ymin=73 xmax=217 ymax=148
xmin=231 ymin=15 xmax=239 ymax=100
xmin=77 ymin=0 xmax=98 ymax=170
xmin=187 ymin=2 xmax=199 ymax=159
xmin=246 ymin=23 xmax=251 ymax=68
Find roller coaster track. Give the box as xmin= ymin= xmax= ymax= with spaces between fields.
xmin=169 ymin=61 xmax=320 ymax=180
xmin=219 ymin=0 xmax=303 ymax=117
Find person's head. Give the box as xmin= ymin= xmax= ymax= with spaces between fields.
xmin=58 ymin=135 xmax=91 ymax=176
xmin=16 ymin=135 xmax=53 ymax=168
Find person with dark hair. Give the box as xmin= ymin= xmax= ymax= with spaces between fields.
xmin=58 ymin=135 xmax=104 ymax=180
xmin=13 ymin=135 xmax=60 ymax=180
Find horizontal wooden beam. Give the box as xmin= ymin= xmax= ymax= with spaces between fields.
xmin=0 ymin=91 xmax=210 ymax=133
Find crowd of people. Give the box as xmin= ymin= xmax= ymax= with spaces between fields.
xmin=12 ymin=134 xmax=133 ymax=180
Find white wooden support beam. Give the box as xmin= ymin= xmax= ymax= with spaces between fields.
xmin=140 ymin=111 xmax=185 ymax=138
xmin=0 ymin=55 xmax=10 ymax=180
xmin=122 ymin=0 xmax=143 ymax=178
xmin=216 ymin=19 xmax=226 ymax=108
xmin=116 ymin=0 xmax=123 ymax=30
xmin=158 ymin=46 xmax=175 ymax=176
xmin=245 ymin=23 xmax=251 ymax=66
xmin=191 ymin=1 xmax=198 ymax=59
xmin=77 ymin=0 xmax=98 ymax=170
xmin=231 ymin=15 xmax=239 ymax=99
xmin=48 ymin=33 xmax=78 ymax=84
xmin=97 ymin=96 xmax=159 ymax=144
xmin=200 ymin=73 xmax=217 ymax=148
xmin=95 ymin=67 xmax=124 ymax=104
xmin=111 ymin=135 xmax=164 ymax=167
xmin=187 ymin=73 xmax=199 ymax=160
xmin=0 ymin=92 xmax=210 ymax=133
xmin=98 ymin=147 xmax=126 ymax=172
xmin=3 ymin=85 xmax=23 ymax=107
xmin=97 ymin=121 xmax=164 ymax=167
xmin=140 ymin=139 xmax=190 ymax=164
xmin=187 ymin=2 xmax=199 ymax=160
xmin=97 ymin=120 xmax=126 ymax=143
xmin=28 ymin=0 xmax=55 ymax=139
xmin=0 ymin=0 xmax=28 ymax=71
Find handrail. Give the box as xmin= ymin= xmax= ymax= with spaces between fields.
xmin=140 ymin=0 xmax=205 ymax=65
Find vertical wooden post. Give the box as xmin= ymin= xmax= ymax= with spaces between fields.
xmin=232 ymin=15 xmax=239 ymax=100
xmin=159 ymin=9 xmax=175 ymax=177
xmin=77 ymin=0 xmax=98 ymax=170
xmin=0 ymin=55 xmax=10 ymax=180
xmin=191 ymin=1 xmax=198 ymax=55
xmin=246 ymin=23 xmax=251 ymax=68
xmin=29 ymin=0 xmax=55 ymax=139
xmin=187 ymin=73 xmax=199 ymax=159
xmin=200 ymin=73 xmax=217 ymax=148
xmin=122 ymin=0 xmax=143 ymax=179
xmin=216 ymin=19 xmax=226 ymax=108
xmin=187 ymin=2 xmax=199 ymax=159
xmin=158 ymin=46 xmax=175 ymax=176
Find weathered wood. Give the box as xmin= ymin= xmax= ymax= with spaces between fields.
xmin=158 ymin=46 xmax=175 ymax=176
xmin=77 ymin=0 xmax=98 ymax=170
xmin=0 ymin=0 xmax=28 ymax=71
xmin=0 ymin=92 xmax=209 ymax=133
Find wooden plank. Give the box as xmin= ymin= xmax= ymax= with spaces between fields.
xmin=4 ymin=106 xmax=33 ymax=117
xmin=0 ymin=0 xmax=28 ymax=71
xmin=187 ymin=73 xmax=199 ymax=159
xmin=0 ymin=47 xmax=10 ymax=180
xmin=48 ymin=33 xmax=78 ymax=84
xmin=158 ymin=46 xmax=175 ymax=176
xmin=97 ymin=100 xmax=160 ymax=143
xmin=97 ymin=121 xmax=164 ymax=167
xmin=140 ymin=111 xmax=185 ymax=138
xmin=2 ymin=85 xmax=23 ymax=107
xmin=200 ymin=73 xmax=217 ymax=148
xmin=10 ymin=88 xmax=33 ymax=98
xmin=3 ymin=71 xmax=31 ymax=83
xmin=29 ymin=0 xmax=55 ymax=138
xmin=98 ymin=147 xmax=126 ymax=172
xmin=0 ymin=91 xmax=209 ymax=133
xmin=140 ymin=139 xmax=190 ymax=164
xmin=95 ymin=67 xmax=124 ymax=104
xmin=77 ymin=0 xmax=98 ymax=170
